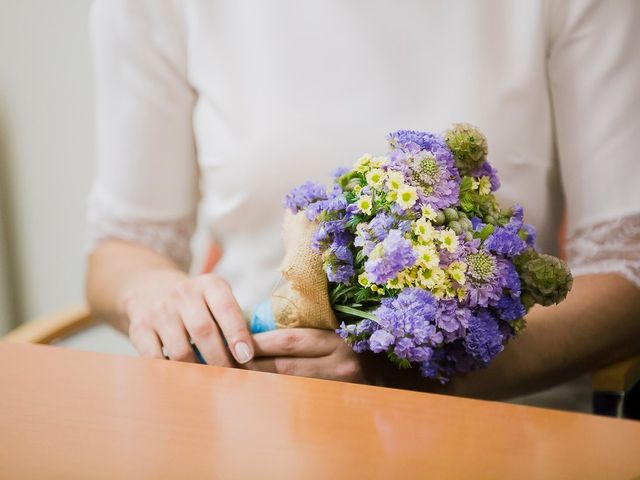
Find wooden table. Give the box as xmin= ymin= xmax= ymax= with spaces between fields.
xmin=1 ymin=342 xmax=639 ymax=479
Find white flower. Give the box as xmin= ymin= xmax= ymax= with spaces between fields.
xmin=439 ymin=228 xmax=459 ymax=253
xmin=396 ymin=185 xmax=418 ymax=209
xmin=365 ymin=168 xmax=386 ymax=189
xmin=356 ymin=194 xmax=373 ymax=215
xmin=386 ymin=170 xmax=405 ymax=191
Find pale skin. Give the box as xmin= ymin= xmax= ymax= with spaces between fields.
xmin=87 ymin=239 xmax=640 ymax=399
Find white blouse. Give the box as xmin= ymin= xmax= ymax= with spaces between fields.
xmin=87 ymin=0 xmax=640 ymax=312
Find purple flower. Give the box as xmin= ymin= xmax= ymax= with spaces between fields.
xmin=364 ymin=230 xmax=416 ymax=284
xmin=311 ymin=217 xmax=348 ymax=251
xmin=368 ymin=212 xmax=395 ymax=241
xmin=436 ymin=299 xmax=472 ymax=342
xmin=472 ymin=160 xmax=500 ymax=191
xmin=326 ymin=263 xmax=354 ymax=284
xmin=496 ymin=295 xmax=526 ymax=321
xmin=470 ymin=216 xmax=483 ymax=230
xmin=484 ymin=226 xmax=527 ymax=257
xmin=409 ymin=346 xmax=433 ymax=363
xmin=305 ymin=193 xmax=347 ymax=221
xmin=522 ymin=223 xmax=537 ymax=247
xmin=394 ymin=337 xmax=416 ymax=359
xmin=464 ymin=249 xmax=502 ymax=307
xmin=283 ymin=181 xmax=327 ymax=213
xmin=500 ymin=260 xmax=521 ymax=295
xmin=352 ymin=340 xmax=370 ymax=353
xmin=336 ymin=322 xmax=356 ymax=339
xmin=323 ymin=230 xmax=355 ymax=284
xmin=355 ymin=319 xmax=377 ymax=336
xmin=509 ymin=204 xmax=524 ymax=228
xmin=369 ymin=329 xmax=395 ymax=353
xmin=387 ymin=130 xmax=449 ymax=152
xmin=464 ymin=250 xmax=521 ymax=308
xmin=386 ymin=130 xmax=461 ymax=209
xmin=367 ymin=288 xmax=441 ymax=362
xmin=463 ymin=310 xmax=504 ymax=365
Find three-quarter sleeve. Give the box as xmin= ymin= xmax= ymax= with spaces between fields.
xmin=87 ymin=0 xmax=198 ymax=270
xmin=547 ymin=0 xmax=640 ymax=285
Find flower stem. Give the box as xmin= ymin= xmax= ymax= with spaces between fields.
xmin=333 ymin=304 xmax=379 ymax=322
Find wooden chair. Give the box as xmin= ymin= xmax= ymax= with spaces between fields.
xmin=592 ymin=357 xmax=640 ymax=418
xmin=3 ymin=305 xmax=94 ymax=345
xmin=2 ymin=303 xmax=639 ymax=418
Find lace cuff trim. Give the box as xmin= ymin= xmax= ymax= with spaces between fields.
xmin=566 ymin=212 xmax=640 ymax=288
xmin=86 ymin=200 xmax=195 ymax=271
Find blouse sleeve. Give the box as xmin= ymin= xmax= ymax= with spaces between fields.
xmin=547 ymin=0 xmax=640 ymax=285
xmin=86 ymin=0 xmax=198 ymax=270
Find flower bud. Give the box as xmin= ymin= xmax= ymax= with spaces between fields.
xmin=448 ymin=221 xmax=463 ymax=235
xmin=443 ymin=208 xmax=459 ymax=222
xmin=433 ymin=210 xmax=446 ymax=226
xmin=443 ymin=123 xmax=489 ymax=176
xmin=515 ymin=248 xmax=573 ymax=307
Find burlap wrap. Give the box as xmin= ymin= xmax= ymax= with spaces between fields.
xmin=272 ymin=211 xmax=339 ymax=330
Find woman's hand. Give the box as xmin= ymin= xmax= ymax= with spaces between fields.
xmin=123 ymin=270 xmax=255 ymax=367
xmin=248 ymin=328 xmax=367 ymax=383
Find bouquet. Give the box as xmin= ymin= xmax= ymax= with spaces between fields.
xmin=250 ymin=125 xmax=572 ymax=382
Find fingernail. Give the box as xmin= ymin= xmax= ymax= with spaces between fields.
xmin=234 ymin=342 xmax=253 ymax=364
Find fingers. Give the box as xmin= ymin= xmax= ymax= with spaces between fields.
xmin=252 ymin=329 xmax=337 ymax=358
xmin=126 ymin=273 xmax=252 ymax=367
xmin=202 ymin=276 xmax=254 ymax=364
xmin=250 ymin=355 xmax=364 ymax=382
xmin=173 ymin=282 xmax=235 ymax=367
xmin=153 ymin=307 xmax=198 ymax=363
xmin=129 ymin=321 xmax=164 ymax=360
xmin=129 ymin=301 xmax=196 ymax=362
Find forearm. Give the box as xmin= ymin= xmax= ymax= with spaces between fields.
xmin=379 ymin=273 xmax=640 ymax=399
xmin=86 ymin=240 xmax=188 ymax=334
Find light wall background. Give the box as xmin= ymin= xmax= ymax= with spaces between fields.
xmin=0 ymin=1 xmax=94 ymax=333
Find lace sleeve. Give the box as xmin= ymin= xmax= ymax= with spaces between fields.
xmin=86 ymin=196 xmax=196 ymax=272
xmin=565 ymin=213 xmax=640 ymax=288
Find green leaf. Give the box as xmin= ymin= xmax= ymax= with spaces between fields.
xmin=333 ymin=304 xmax=379 ymax=322
xmin=478 ymin=223 xmax=494 ymax=240
xmin=346 ymin=214 xmax=364 ymax=230
xmin=460 ymin=176 xmax=474 ymax=193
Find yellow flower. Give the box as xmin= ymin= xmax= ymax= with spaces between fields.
xmin=386 ymin=171 xmax=405 ymax=191
xmin=355 ymin=153 xmax=373 ymax=173
xmin=371 ymin=156 xmax=389 ymax=168
xmin=439 ymin=229 xmax=459 ymax=253
xmin=420 ymin=266 xmax=446 ymax=290
xmin=415 ymin=244 xmax=440 ymax=269
xmin=421 ymin=204 xmax=437 ymax=221
xmin=386 ymin=277 xmax=402 ymax=290
xmin=433 ymin=279 xmax=455 ymax=300
xmin=413 ymin=217 xmax=437 ymax=243
xmin=456 ymin=286 xmax=468 ymax=302
xmin=478 ymin=176 xmax=492 ymax=195
xmin=365 ymin=168 xmax=386 ymax=189
xmin=396 ymin=185 xmax=418 ymax=209
xmin=447 ymin=261 xmax=467 ymax=285
xmin=370 ymin=284 xmax=379 ymax=292
xmin=358 ymin=273 xmax=370 ymax=288
xmin=356 ymin=195 xmax=373 ymax=215
xmin=353 ymin=184 xmax=363 ymax=195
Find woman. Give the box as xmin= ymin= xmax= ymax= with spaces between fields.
xmin=86 ymin=0 xmax=640 ymax=399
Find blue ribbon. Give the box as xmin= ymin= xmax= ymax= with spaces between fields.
xmin=249 ymin=299 xmax=277 ymax=334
